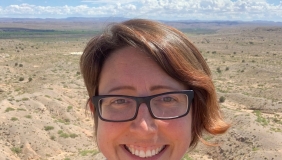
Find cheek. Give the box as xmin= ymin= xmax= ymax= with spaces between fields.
xmin=96 ymin=121 xmax=114 ymax=152
xmin=163 ymin=112 xmax=192 ymax=146
xmin=96 ymin=120 xmax=127 ymax=150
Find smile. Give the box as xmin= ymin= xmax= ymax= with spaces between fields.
xmin=124 ymin=145 xmax=166 ymax=158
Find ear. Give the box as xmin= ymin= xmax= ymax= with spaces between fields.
xmin=88 ymin=100 xmax=95 ymax=113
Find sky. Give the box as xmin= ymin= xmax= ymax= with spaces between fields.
xmin=0 ymin=0 xmax=281 ymax=22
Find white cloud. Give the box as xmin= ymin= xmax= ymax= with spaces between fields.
xmin=0 ymin=0 xmax=281 ymax=21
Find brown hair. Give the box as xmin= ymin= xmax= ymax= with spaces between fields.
xmin=80 ymin=19 xmax=230 ymax=149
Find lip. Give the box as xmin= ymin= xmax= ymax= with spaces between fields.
xmin=121 ymin=144 xmax=167 ymax=160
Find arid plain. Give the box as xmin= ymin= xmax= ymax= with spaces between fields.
xmin=0 ymin=19 xmax=282 ymax=160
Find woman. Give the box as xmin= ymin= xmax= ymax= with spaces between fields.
xmin=80 ymin=19 xmax=230 ymax=160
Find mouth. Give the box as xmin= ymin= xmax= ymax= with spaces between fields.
xmin=124 ymin=144 xmax=166 ymax=158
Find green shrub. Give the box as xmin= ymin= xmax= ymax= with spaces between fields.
xmin=11 ymin=147 xmax=22 ymax=154
xmin=216 ymin=67 xmax=221 ymax=73
xmin=60 ymin=133 xmax=69 ymax=138
xmin=70 ymin=133 xmax=78 ymax=138
xmin=11 ymin=117 xmax=18 ymax=121
xmin=67 ymin=106 xmax=73 ymax=112
xmin=50 ymin=135 xmax=56 ymax=140
xmin=22 ymin=97 xmax=29 ymax=101
xmin=44 ymin=126 xmax=54 ymax=131
xmin=24 ymin=115 xmax=32 ymax=119
xmin=254 ymin=110 xmax=268 ymax=126
xmin=79 ymin=149 xmax=98 ymax=156
xmin=182 ymin=153 xmax=193 ymax=160
xmin=219 ymin=96 xmax=226 ymax=103
xmin=17 ymin=108 xmax=26 ymax=111
xmin=5 ymin=107 xmax=15 ymax=112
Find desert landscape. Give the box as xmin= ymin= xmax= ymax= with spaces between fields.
xmin=0 ymin=18 xmax=281 ymax=160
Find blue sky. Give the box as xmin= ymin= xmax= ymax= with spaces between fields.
xmin=0 ymin=0 xmax=281 ymax=21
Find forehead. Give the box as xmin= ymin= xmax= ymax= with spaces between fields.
xmin=98 ymin=46 xmax=186 ymax=95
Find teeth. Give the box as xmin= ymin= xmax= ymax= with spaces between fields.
xmin=126 ymin=145 xmax=165 ymax=158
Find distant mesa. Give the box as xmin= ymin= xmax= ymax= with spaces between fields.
xmin=70 ymin=52 xmax=83 ymax=55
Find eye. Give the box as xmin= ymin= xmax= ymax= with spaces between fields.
xmin=113 ymin=99 xmax=127 ymax=104
xmin=162 ymin=96 xmax=174 ymax=102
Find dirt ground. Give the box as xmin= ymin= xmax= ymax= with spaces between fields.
xmin=0 ymin=20 xmax=281 ymax=160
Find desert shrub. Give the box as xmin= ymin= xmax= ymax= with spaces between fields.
xmin=22 ymin=97 xmax=29 ymax=101
xmin=11 ymin=117 xmax=18 ymax=121
xmin=28 ymin=77 xmax=32 ymax=82
xmin=242 ymin=60 xmax=245 ymax=63
xmin=233 ymin=52 xmax=236 ymax=54
xmin=11 ymin=147 xmax=22 ymax=154
xmin=5 ymin=107 xmax=15 ymax=112
xmin=254 ymin=110 xmax=268 ymax=126
xmin=219 ymin=96 xmax=226 ymax=103
xmin=19 ymin=64 xmax=23 ymax=67
xmin=24 ymin=115 xmax=32 ymax=119
xmin=182 ymin=153 xmax=193 ymax=160
xmin=17 ymin=108 xmax=26 ymax=111
xmin=60 ymin=133 xmax=69 ymax=138
xmin=15 ymin=63 xmax=18 ymax=66
xmin=70 ymin=133 xmax=78 ymax=138
xmin=216 ymin=67 xmax=221 ymax=73
xmin=50 ymin=135 xmax=56 ymax=140
xmin=1 ymin=48 xmax=4 ymax=50
xmin=225 ymin=67 xmax=229 ymax=71
xmin=79 ymin=149 xmax=98 ymax=156
xmin=56 ymin=119 xmax=70 ymax=125
xmin=44 ymin=126 xmax=54 ymax=131
xmin=212 ymin=51 xmax=216 ymax=54
xmin=19 ymin=77 xmax=24 ymax=81
xmin=64 ymin=158 xmax=71 ymax=160
xmin=57 ymin=130 xmax=63 ymax=134
xmin=67 ymin=106 xmax=73 ymax=112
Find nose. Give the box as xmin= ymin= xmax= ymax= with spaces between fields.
xmin=129 ymin=103 xmax=158 ymax=135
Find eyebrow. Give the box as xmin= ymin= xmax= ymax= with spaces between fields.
xmin=150 ymin=85 xmax=178 ymax=91
xmin=107 ymin=85 xmax=178 ymax=94
xmin=108 ymin=86 xmax=136 ymax=93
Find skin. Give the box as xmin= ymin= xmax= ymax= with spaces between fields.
xmin=96 ymin=46 xmax=192 ymax=160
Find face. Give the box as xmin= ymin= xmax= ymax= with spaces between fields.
xmin=97 ymin=46 xmax=192 ymax=160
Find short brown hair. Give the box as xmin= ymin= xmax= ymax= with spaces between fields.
xmin=80 ymin=19 xmax=230 ymax=149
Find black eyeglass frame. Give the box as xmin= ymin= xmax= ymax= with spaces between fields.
xmin=92 ymin=90 xmax=194 ymax=122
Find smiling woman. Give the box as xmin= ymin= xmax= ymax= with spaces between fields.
xmin=80 ymin=19 xmax=230 ymax=160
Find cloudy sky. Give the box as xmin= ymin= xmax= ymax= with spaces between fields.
xmin=0 ymin=0 xmax=281 ymax=21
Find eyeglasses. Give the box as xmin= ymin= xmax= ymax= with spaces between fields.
xmin=92 ymin=90 xmax=194 ymax=122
